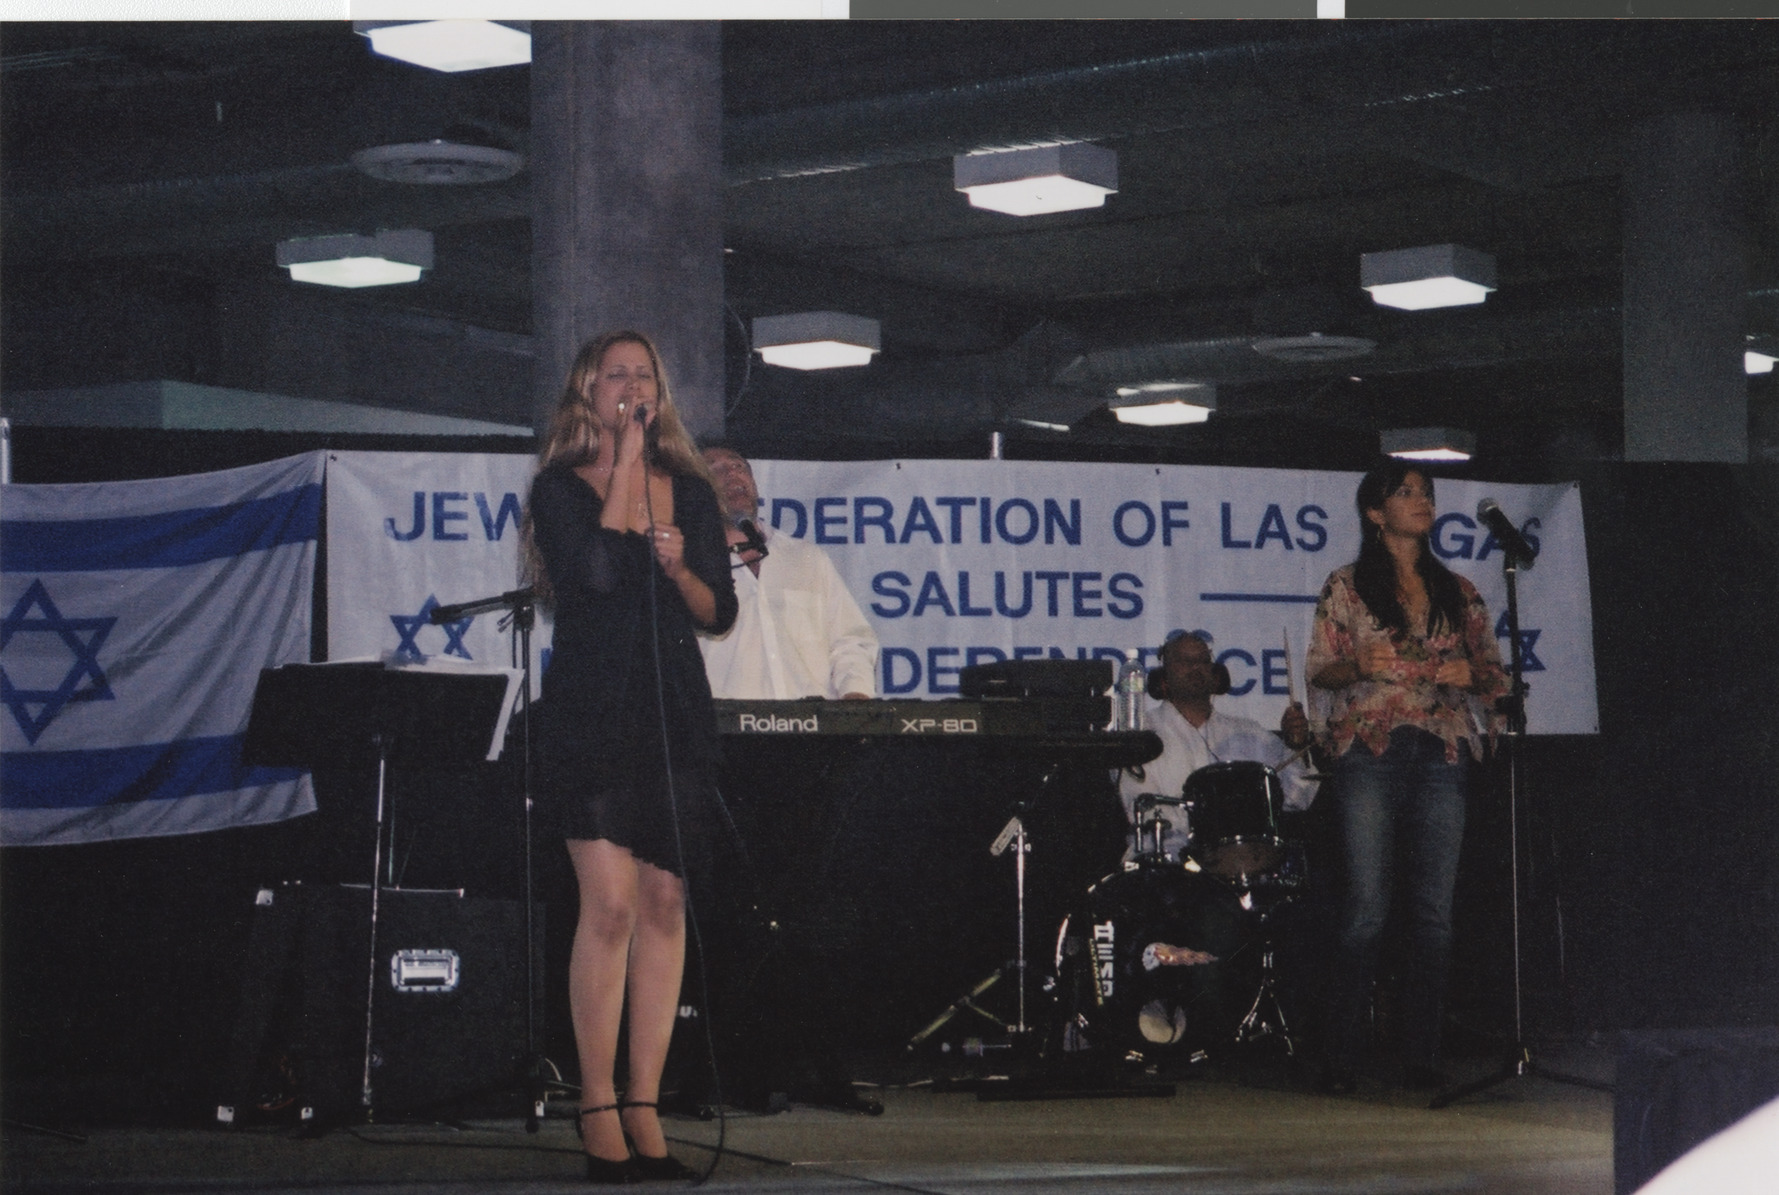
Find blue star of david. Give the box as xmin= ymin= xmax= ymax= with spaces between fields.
xmin=390 ymin=596 xmax=474 ymax=661
xmin=0 ymin=578 xmax=119 ymax=744
xmin=1494 ymin=611 xmax=1545 ymax=672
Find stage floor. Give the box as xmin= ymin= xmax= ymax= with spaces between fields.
xmin=5 ymin=1045 xmax=1615 ymax=1195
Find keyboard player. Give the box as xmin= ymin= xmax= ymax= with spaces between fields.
xmin=697 ymin=444 xmax=879 ymax=701
xmin=694 ymin=443 xmax=882 ymax=1113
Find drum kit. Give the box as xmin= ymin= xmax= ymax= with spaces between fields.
xmin=1051 ymin=760 xmax=1306 ymax=1065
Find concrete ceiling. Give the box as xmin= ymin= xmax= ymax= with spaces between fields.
xmin=4 ymin=20 xmax=1777 ymax=467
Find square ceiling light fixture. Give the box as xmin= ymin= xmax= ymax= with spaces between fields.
xmin=353 ymin=20 xmax=530 ymax=73
xmin=276 ymin=230 xmax=433 ymax=289
xmin=954 ymin=143 xmax=1117 ymax=217
xmin=1380 ymin=426 xmax=1477 ymax=462
xmin=1361 ymin=243 xmax=1497 ymax=311
xmin=753 ymin=312 xmax=880 ymax=370
xmin=1110 ymin=382 xmax=1216 ymax=426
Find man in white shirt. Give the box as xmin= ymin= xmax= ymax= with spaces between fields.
xmin=1120 ymin=629 xmax=1317 ymax=863
xmin=698 ymin=445 xmax=879 ymax=701
xmin=696 ymin=444 xmax=883 ymax=1113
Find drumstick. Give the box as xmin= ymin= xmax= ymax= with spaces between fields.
xmin=1282 ymin=625 xmax=1299 ymax=708
xmin=1280 ymin=628 xmax=1314 ymax=772
xmin=1276 ymin=744 xmax=1312 ymax=770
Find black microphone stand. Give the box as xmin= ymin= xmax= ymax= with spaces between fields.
xmin=429 ymin=587 xmax=546 ymax=1131
xmin=1429 ymin=543 xmax=1609 ymax=1109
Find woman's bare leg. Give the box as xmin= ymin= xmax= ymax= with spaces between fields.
xmin=566 ymin=838 xmax=638 ymax=1162
xmin=618 ymin=859 xmax=686 ymax=1158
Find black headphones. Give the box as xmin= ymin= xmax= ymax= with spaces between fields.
xmin=1147 ymin=660 xmax=1232 ymax=699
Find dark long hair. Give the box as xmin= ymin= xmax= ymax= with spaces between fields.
xmin=1350 ymin=460 xmax=1466 ymax=637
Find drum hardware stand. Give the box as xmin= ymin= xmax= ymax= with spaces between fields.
xmin=907 ymin=964 xmax=1015 ymax=1049
xmin=1132 ymin=792 xmax=1189 ymax=862
xmin=430 ymin=588 xmax=549 ymax=1131
xmin=992 ymin=811 xmax=1034 ymax=1036
xmin=1429 ymin=546 xmax=1609 ymax=1109
xmin=1234 ymin=913 xmax=1294 ymax=1056
xmin=907 ymin=763 xmax=1065 ymax=1053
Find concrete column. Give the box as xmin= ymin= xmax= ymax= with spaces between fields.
xmin=531 ymin=22 xmax=724 ymax=439
xmin=1622 ymin=112 xmax=1749 ymax=462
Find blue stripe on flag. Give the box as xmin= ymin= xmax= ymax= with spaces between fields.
xmin=1 ymin=483 xmax=322 ymax=573
xmin=1200 ymin=592 xmax=1321 ymax=604
xmin=0 ymin=735 xmax=305 ymax=810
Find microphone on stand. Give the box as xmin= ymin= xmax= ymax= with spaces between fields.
xmin=732 ymin=513 xmax=769 ymax=560
xmin=431 ymin=587 xmax=535 ymax=623
xmin=1476 ymin=498 xmax=1538 ymax=569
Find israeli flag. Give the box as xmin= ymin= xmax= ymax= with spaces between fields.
xmin=0 ymin=453 xmax=324 ymax=846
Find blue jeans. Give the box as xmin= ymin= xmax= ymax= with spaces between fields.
xmin=1324 ymin=726 xmax=1468 ymax=1073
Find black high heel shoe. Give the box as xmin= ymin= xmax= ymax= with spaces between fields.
xmin=576 ymin=1104 xmax=635 ymax=1185
xmin=618 ymin=1101 xmax=698 ymax=1182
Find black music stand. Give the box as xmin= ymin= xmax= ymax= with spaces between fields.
xmin=243 ymin=661 xmax=517 ymax=1120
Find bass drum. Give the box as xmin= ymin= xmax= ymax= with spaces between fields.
xmin=1052 ymin=864 xmax=1256 ymax=1060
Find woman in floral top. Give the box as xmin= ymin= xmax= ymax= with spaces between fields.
xmin=1307 ymin=461 xmax=1508 ymax=1095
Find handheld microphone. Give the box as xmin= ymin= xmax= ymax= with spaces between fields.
xmin=632 ymin=401 xmax=649 ymax=425
xmin=1476 ymin=498 xmax=1538 ymax=568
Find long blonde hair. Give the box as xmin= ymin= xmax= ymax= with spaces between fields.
xmin=523 ymin=331 xmax=715 ymax=605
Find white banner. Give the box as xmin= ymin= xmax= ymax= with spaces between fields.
xmin=322 ymin=455 xmax=1597 ymax=737
xmin=746 ymin=461 xmax=1597 ymax=736
xmin=326 ymin=451 xmax=549 ymax=685
xmin=0 ymin=454 xmax=324 ymax=845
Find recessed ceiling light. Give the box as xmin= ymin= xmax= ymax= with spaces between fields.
xmin=276 ymin=230 xmax=433 ymax=289
xmin=354 ymin=20 xmax=530 ymax=74
xmin=753 ymin=311 xmax=881 ymax=370
xmin=954 ymin=143 xmax=1117 ymax=217
xmin=1380 ymin=426 xmax=1476 ymax=461
xmin=1113 ymin=401 xmax=1214 ymax=427
xmin=1361 ymin=244 xmax=1497 ymax=311
xmin=1110 ymin=383 xmax=1216 ymax=427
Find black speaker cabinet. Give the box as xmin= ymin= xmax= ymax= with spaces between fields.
xmin=219 ymin=884 xmax=543 ymax=1124
xmin=1614 ymin=1027 xmax=1779 ymax=1194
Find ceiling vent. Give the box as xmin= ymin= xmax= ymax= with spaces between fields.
xmin=1251 ymin=334 xmax=1376 ymax=363
xmin=352 ymin=125 xmax=523 ymax=185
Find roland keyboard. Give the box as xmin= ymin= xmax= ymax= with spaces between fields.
xmin=714 ymin=698 xmax=1159 ymax=767
xmin=714 ymin=696 xmax=1129 ymax=737
xmin=715 ymin=698 xmax=1044 ymax=737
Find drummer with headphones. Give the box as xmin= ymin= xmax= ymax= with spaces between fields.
xmin=1118 ymin=629 xmax=1319 ymax=864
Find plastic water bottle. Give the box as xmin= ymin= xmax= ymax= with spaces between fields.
xmin=1115 ymin=648 xmax=1147 ymax=732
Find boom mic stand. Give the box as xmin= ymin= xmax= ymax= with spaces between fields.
xmin=907 ymin=762 xmax=1061 ymax=1053
xmin=429 ymin=587 xmax=547 ymax=1130
xmin=1429 ymin=540 xmax=1609 ymax=1109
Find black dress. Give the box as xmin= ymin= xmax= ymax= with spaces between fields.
xmin=528 ymin=462 xmax=738 ymax=875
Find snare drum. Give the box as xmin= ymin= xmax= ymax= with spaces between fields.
xmin=1184 ymin=761 xmax=1286 ymax=881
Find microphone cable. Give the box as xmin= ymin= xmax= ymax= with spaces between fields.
xmin=636 ymin=424 xmax=729 ymax=1185
xmin=722 ymin=301 xmax=754 ymax=420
